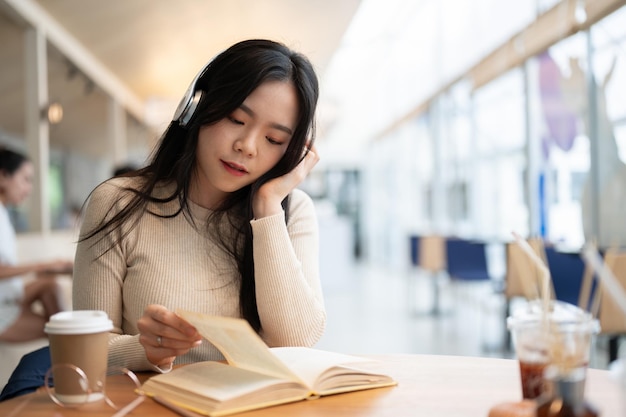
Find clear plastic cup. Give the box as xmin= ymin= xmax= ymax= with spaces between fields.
xmin=507 ymin=300 xmax=599 ymax=400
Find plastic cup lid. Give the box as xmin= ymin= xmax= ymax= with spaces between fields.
xmin=44 ymin=310 xmax=113 ymax=335
xmin=507 ymin=300 xmax=599 ymax=332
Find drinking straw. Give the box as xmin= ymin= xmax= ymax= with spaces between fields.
xmin=512 ymin=232 xmax=552 ymax=315
xmin=581 ymin=244 xmax=626 ymax=318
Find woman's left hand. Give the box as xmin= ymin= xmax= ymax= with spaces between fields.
xmin=253 ymin=144 xmax=320 ymax=218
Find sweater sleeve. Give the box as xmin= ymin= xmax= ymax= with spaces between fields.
xmin=72 ymin=179 xmax=156 ymax=371
xmin=251 ymin=189 xmax=326 ymax=347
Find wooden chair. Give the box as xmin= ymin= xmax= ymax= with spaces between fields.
xmin=505 ymin=238 xmax=625 ymax=363
xmin=414 ymin=235 xmax=446 ymax=315
xmin=506 ymin=237 xmax=587 ymax=306
xmin=503 ymin=237 xmax=556 ymax=351
xmin=505 ymin=240 xmax=543 ymax=301
xmin=580 ymin=249 xmax=626 ymax=362
xmin=419 ymin=235 xmax=446 ymax=273
xmin=598 ymin=250 xmax=626 ymax=333
xmin=504 ymin=237 xmax=553 ymax=301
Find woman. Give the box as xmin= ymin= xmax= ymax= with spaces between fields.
xmin=73 ymin=39 xmax=326 ymax=372
xmin=0 ymin=148 xmax=71 ymax=342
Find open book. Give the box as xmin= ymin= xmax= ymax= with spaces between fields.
xmin=140 ymin=310 xmax=397 ymax=416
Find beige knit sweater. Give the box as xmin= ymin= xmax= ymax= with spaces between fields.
xmin=72 ymin=177 xmax=326 ymax=371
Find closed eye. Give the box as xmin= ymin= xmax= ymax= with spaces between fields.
xmin=228 ymin=116 xmax=244 ymax=125
xmin=266 ymin=137 xmax=284 ymax=145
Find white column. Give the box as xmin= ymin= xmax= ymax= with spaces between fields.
xmin=24 ymin=27 xmax=50 ymax=233
xmin=584 ymin=30 xmax=600 ymax=244
xmin=431 ymin=97 xmax=446 ymax=233
xmin=524 ymin=59 xmax=542 ymax=237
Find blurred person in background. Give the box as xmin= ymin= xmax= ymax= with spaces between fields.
xmin=0 ymin=148 xmax=72 ymax=343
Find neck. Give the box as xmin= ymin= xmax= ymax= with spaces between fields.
xmin=188 ymin=177 xmax=226 ymax=210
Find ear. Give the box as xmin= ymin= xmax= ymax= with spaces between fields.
xmin=0 ymin=173 xmax=6 ymax=193
xmin=0 ymin=169 xmax=12 ymax=186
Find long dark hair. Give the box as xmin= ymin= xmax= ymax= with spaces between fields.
xmin=80 ymin=39 xmax=319 ymax=332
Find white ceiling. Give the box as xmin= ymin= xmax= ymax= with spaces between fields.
xmin=0 ymin=0 xmax=361 ymax=157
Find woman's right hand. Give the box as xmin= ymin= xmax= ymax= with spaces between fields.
xmin=137 ymin=304 xmax=203 ymax=368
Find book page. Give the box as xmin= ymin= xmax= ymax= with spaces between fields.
xmin=141 ymin=361 xmax=311 ymax=416
xmin=144 ymin=361 xmax=285 ymax=402
xmin=270 ymin=347 xmax=375 ymax=387
xmin=177 ymin=310 xmax=300 ymax=382
xmin=271 ymin=347 xmax=396 ymax=393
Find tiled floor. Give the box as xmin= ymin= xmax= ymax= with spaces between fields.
xmin=314 ymin=260 xmax=614 ymax=370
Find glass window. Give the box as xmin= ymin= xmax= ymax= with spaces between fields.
xmin=473 ymin=153 xmax=528 ymax=240
xmin=527 ymin=32 xmax=589 ymax=247
xmin=474 ymin=68 xmax=526 ymax=153
xmin=472 ymin=69 xmax=527 ymax=239
xmin=589 ymin=6 xmax=626 ymax=248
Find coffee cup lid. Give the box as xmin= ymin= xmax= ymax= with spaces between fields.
xmin=45 ymin=310 xmax=113 ymax=335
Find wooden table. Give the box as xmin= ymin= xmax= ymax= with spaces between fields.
xmin=1 ymin=354 xmax=623 ymax=416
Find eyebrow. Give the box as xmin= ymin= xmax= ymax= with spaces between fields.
xmin=239 ymin=104 xmax=294 ymax=136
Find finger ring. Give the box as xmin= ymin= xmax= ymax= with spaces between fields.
xmin=156 ymin=335 xmax=162 ymax=347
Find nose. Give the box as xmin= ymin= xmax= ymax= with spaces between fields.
xmin=233 ymin=132 xmax=257 ymax=157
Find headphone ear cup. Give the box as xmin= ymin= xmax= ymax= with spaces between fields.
xmin=175 ymin=90 xmax=204 ymax=127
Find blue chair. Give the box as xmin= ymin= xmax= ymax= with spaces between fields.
xmin=543 ymin=246 xmax=586 ymax=307
xmin=445 ymin=238 xmax=491 ymax=282
xmin=445 ymin=238 xmax=509 ymax=352
xmin=409 ymin=235 xmax=420 ymax=267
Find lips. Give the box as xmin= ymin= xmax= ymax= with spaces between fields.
xmin=221 ymin=160 xmax=248 ymax=177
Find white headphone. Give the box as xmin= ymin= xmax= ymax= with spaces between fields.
xmin=172 ymin=63 xmax=210 ymax=127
